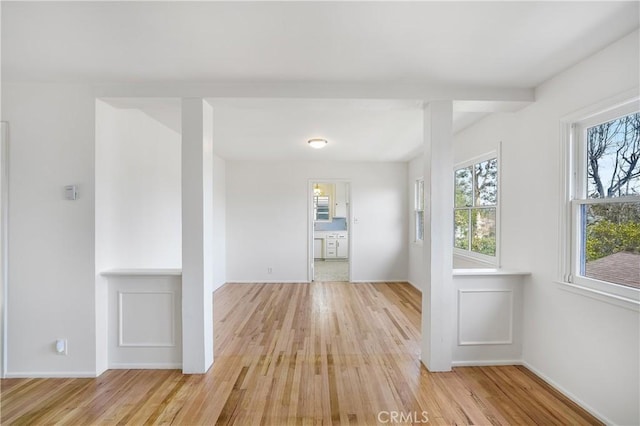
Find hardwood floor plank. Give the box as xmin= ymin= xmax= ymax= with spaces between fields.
xmin=1 ymin=282 xmax=603 ymax=425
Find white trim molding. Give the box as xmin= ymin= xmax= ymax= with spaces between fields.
xmin=458 ymin=289 xmax=514 ymax=346
xmin=0 ymin=122 xmax=8 ymax=379
xmin=522 ymin=361 xmax=611 ymax=426
xmin=451 ymin=359 xmax=523 ymax=367
xmin=118 ymin=291 xmax=177 ymax=348
xmin=558 ymin=92 xmax=640 ymax=304
xmin=4 ymin=371 xmax=98 ymax=378
xmin=108 ymin=363 xmax=182 ymax=370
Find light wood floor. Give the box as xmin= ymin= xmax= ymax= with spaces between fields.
xmin=1 ymin=282 xmax=601 ymax=425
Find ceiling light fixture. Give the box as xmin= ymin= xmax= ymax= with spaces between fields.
xmin=308 ymin=138 xmax=328 ymax=149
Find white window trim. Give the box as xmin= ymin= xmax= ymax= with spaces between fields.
xmin=414 ymin=177 xmax=424 ymax=245
xmin=558 ymin=91 xmax=640 ymax=310
xmin=453 ymin=148 xmax=501 ymax=267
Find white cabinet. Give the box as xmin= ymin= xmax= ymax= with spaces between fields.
xmin=323 ymin=233 xmax=348 ymax=259
xmin=334 ymin=183 xmax=348 ymax=218
xmin=336 ymin=234 xmax=348 ymax=258
xmin=324 ymin=235 xmax=337 ymax=258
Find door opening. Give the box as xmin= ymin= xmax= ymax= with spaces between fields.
xmin=309 ymin=180 xmax=351 ymax=282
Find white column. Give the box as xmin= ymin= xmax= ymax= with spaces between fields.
xmin=421 ymin=100 xmax=454 ymax=372
xmin=181 ymin=98 xmax=214 ymax=374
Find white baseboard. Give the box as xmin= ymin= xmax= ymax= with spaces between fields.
xmin=450 ymin=360 xmax=611 ymax=424
xmin=225 ymin=280 xmax=306 ymax=284
xmin=109 ymin=363 xmax=182 ymax=370
xmin=407 ymin=280 xmax=422 ymax=292
xmin=227 ymin=280 xmax=412 ymax=284
xmin=4 ymin=371 xmax=98 ymax=378
xmin=522 ymin=361 xmax=611 ymax=425
xmin=452 ymin=359 xmax=522 ymax=367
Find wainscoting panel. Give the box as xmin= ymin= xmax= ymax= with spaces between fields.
xmin=458 ymin=289 xmax=513 ymax=345
xmin=119 ymin=291 xmax=175 ymax=347
xmin=103 ymin=271 xmax=182 ymax=369
xmin=452 ymin=271 xmax=528 ymax=365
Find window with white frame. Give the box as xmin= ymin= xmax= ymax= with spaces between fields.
xmin=454 ymin=155 xmax=498 ymax=262
xmin=570 ymin=103 xmax=639 ymax=293
xmin=414 ymin=178 xmax=424 ymax=242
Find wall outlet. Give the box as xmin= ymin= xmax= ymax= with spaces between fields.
xmin=55 ymin=339 xmax=67 ymax=355
xmin=267 ymin=267 xmax=273 ymax=274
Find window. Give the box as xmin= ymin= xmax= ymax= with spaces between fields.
xmin=313 ymin=195 xmax=331 ymax=221
xmin=454 ymin=155 xmax=498 ymax=262
xmin=570 ymin=105 xmax=640 ymax=293
xmin=414 ymin=178 xmax=424 ymax=242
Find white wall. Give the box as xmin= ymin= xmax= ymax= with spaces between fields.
xmin=96 ymin=101 xmax=181 ymax=270
xmin=212 ymin=154 xmax=226 ymax=292
xmin=226 ymin=161 xmax=408 ymax=282
xmin=2 ymin=83 xmax=97 ymax=376
xmin=453 ymin=30 xmax=640 ymax=425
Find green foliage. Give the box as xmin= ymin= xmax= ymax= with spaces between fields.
xmin=471 ymin=208 xmax=496 ymax=256
xmin=455 ymin=167 xmax=472 ymax=208
xmin=454 ymin=210 xmax=469 ymax=249
xmin=472 ymin=236 xmax=496 ymax=256
xmin=586 ymin=219 xmax=640 ymax=261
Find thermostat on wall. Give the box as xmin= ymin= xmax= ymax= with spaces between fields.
xmin=64 ymin=185 xmax=78 ymax=200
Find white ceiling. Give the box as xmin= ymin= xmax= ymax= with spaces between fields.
xmin=105 ymin=97 xmax=426 ymax=161
xmin=208 ymin=98 xmax=425 ymax=161
xmin=3 ymin=2 xmax=638 ymax=87
xmin=4 ymin=2 xmax=639 ymax=161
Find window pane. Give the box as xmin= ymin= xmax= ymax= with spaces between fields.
xmin=471 ymin=208 xmax=496 ymax=256
xmin=474 ymin=158 xmax=498 ymax=206
xmin=454 ymin=209 xmax=470 ymax=250
xmin=586 ymin=113 xmax=640 ymax=199
xmin=416 ymin=211 xmax=424 ymax=241
xmin=416 ymin=179 xmax=424 ymax=210
xmin=582 ymin=202 xmax=640 ymax=288
xmin=455 ymin=167 xmax=473 ymax=207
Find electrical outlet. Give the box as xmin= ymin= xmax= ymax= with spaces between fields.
xmin=55 ymin=339 xmax=67 ymax=355
xmin=267 ymin=267 xmax=273 ymax=274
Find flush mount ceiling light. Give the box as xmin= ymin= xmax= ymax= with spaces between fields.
xmin=308 ymin=138 xmax=328 ymax=149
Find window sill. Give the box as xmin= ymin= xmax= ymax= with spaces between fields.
xmin=555 ymin=280 xmax=639 ymax=312
xmin=101 ymin=268 xmax=182 ymax=277
xmin=453 ymin=268 xmax=530 ymax=277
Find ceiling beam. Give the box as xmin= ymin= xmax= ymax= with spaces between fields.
xmin=94 ymin=81 xmax=534 ymax=104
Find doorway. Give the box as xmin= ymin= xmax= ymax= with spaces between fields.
xmin=309 ymin=180 xmax=351 ymax=282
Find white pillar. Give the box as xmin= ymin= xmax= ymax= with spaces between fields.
xmin=181 ymin=98 xmax=214 ymax=374
xmin=421 ymin=100 xmax=454 ymax=372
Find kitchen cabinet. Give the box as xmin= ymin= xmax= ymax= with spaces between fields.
xmin=323 ymin=232 xmax=348 ymax=259
xmin=336 ymin=234 xmax=348 ymax=258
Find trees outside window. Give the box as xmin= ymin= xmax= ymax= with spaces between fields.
xmin=577 ymin=111 xmax=640 ymax=288
xmin=454 ymin=156 xmax=498 ymax=260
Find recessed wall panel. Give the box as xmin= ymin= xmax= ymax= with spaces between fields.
xmin=458 ymin=289 xmax=513 ymax=345
xmin=119 ymin=291 xmax=175 ymax=347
